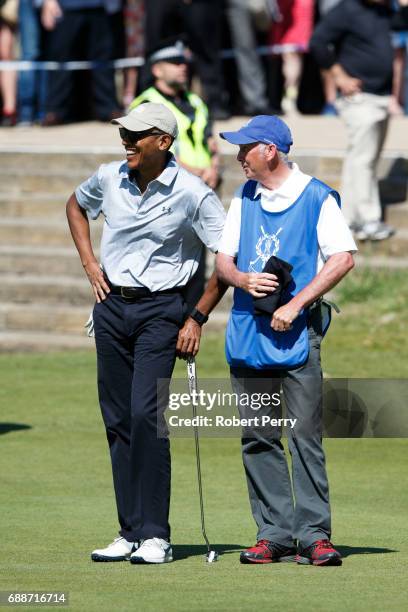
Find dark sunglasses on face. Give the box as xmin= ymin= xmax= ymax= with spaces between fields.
xmin=119 ymin=127 xmax=165 ymax=144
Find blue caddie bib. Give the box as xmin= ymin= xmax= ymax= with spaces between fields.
xmin=225 ymin=178 xmax=340 ymax=369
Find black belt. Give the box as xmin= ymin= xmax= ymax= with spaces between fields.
xmin=108 ymin=284 xmax=181 ymax=300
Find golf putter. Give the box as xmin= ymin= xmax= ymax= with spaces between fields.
xmin=187 ymin=356 xmax=219 ymax=563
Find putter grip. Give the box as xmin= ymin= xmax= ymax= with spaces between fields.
xmin=187 ymin=357 xmax=197 ymax=397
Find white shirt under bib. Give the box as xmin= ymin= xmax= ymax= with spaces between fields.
xmin=219 ymin=163 xmax=357 ymax=272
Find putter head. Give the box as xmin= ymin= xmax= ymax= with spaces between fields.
xmin=206 ymin=550 xmax=219 ymax=563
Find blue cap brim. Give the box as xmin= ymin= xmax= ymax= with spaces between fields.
xmin=219 ymin=130 xmax=259 ymax=145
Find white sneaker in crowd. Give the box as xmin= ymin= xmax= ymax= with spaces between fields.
xmin=91 ymin=536 xmax=138 ymax=562
xmin=130 ymin=537 xmax=173 ymax=564
xmin=355 ymin=221 xmax=395 ymax=241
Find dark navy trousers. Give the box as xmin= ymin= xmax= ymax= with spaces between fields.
xmin=93 ymin=291 xmax=184 ymax=542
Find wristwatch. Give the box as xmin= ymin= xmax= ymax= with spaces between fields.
xmin=189 ymin=307 xmax=209 ymax=326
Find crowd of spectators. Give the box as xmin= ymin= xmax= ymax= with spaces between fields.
xmin=0 ymin=0 xmax=407 ymax=126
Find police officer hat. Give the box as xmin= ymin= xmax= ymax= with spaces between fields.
xmin=148 ymin=36 xmax=192 ymax=65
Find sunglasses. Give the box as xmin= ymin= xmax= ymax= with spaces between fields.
xmin=119 ymin=127 xmax=165 ymax=144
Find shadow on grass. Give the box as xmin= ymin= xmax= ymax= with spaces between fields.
xmin=337 ymin=545 xmax=397 ymax=558
xmin=0 ymin=422 xmax=32 ymax=435
xmin=173 ymin=543 xmax=244 ymax=560
xmin=174 ymin=544 xmax=398 ymax=561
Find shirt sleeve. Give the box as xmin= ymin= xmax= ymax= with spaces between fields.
xmin=217 ymin=185 xmax=244 ymax=257
xmin=191 ymin=190 xmax=226 ymax=253
xmin=317 ymin=194 xmax=358 ymax=260
xmin=75 ymin=165 xmax=105 ymax=220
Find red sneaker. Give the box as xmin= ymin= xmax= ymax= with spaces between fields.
xmin=240 ymin=539 xmax=296 ymax=564
xmin=296 ymin=539 xmax=342 ymax=566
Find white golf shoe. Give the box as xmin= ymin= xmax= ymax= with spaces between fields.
xmin=130 ymin=538 xmax=173 ymax=564
xmin=91 ymin=536 xmax=138 ymax=562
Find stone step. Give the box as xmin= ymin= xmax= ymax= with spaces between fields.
xmin=385 ymin=202 xmax=408 ymax=227
xmin=0 ymin=151 xmax=406 ymax=229
xmin=220 ymin=154 xmax=407 ymax=200
xmin=355 ymin=229 xmax=408 ymax=257
xmin=0 ymin=191 xmax=405 ymax=231
xmin=355 ymin=254 xmax=408 ymax=269
xmin=0 ymin=195 xmax=67 ymax=218
xmin=0 ymin=128 xmax=404 ymax=352
xmin=0 ymin=243 xmax=217 ymax=277
xmin=0 ymin=218 xmax=102 ymax=247
xmin=1 ymin=152 xmax=406 ymax=200
xmin=0 ymin=274 xmax=94 ymax=306
xmin=0 ymin=316 xmax=230 ymax=351
xmin=221 ymin=175 xmax=407 ymax=209
xmin=1 ymin=150 xmax=406 ymax=177
xmin=0 ymin=302 xmax=91 ymax=334
xmin=0 ymin=245 xmax=219 ymax=280
xmin=4 ymin=244 xmax=402 ymax=282
xmin=0 ymin=245 xmax=85 ymax=277
xmin=0 ymin=302 xmax=229 ymax=335
xmin=0 ymin=229 xmax=404 ymax=298
xmin=0 ymin=152 xmax=122 ymax=174
xmin=220 ymin=168 xmax=339 ymax=199
xmin=0 ymin=272 xmax=234 ymax=309
xmin=1 ymin=192 xmax=228 ymax=223
xmin=2 ymin=174 xmax=88 ymax=196
xmin=0 ymin=245 xmax=403 ymax=337
xmin=0 ymin=330 xmax=93 ymax=352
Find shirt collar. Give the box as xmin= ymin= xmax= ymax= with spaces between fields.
xmin=119 ymin=154 xmax=179 ymax=186
xmin=255 ymin=162 xmax=301 ymax=199
xmin=156 ymin=154 xmax=179 ymax=186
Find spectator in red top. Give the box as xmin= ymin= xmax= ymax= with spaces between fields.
xmin=269 ymin=0 xmax=315 ymax=114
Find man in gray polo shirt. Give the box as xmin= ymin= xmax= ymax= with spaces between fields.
xmin=66 ymin=103 xmax=226 ymax=564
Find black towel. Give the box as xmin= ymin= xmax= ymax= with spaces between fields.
xmin=253 ymin=255 xmax=293 ymax=316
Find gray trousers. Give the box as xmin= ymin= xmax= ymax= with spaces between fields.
xmin=225 ymin=0 xmax=268 ymax=110
xmin=231 ymin=316 xmax=331 ymax=548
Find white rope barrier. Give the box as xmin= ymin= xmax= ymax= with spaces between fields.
xmin=0 ymin=45 xmax=301 ymax=71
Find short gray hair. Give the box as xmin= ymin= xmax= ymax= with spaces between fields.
xmin=258 ymin=143 xmax=289 ymax=165
xmin=278 ymin=150 xmax=289 ymax=165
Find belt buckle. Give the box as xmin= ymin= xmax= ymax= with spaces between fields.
xmin=120 ymin=286 xmax=134 ymax=300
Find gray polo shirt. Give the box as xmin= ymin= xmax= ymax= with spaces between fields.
xmin=75 ymin=155 xmax=226 ymax=290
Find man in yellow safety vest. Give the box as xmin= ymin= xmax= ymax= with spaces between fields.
xmin=129 ymin=38 xmax=221 ymax=191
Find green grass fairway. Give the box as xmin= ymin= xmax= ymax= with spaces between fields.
xmin=0 ymin=268 xmax=407 ymax=611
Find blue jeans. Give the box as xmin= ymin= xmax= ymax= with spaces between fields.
xmin=18 ymin=0 xmax=47 ymax=122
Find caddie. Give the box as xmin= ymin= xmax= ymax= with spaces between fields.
xmin=216 ymin=115 xmax=356 ymax=566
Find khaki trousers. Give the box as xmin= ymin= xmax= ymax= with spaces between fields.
xmin=336 ymin=93 xmax=390 ymax=226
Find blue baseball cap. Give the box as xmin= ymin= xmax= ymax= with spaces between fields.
xmin=220 ymin=115 xmax=293 ymax=154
